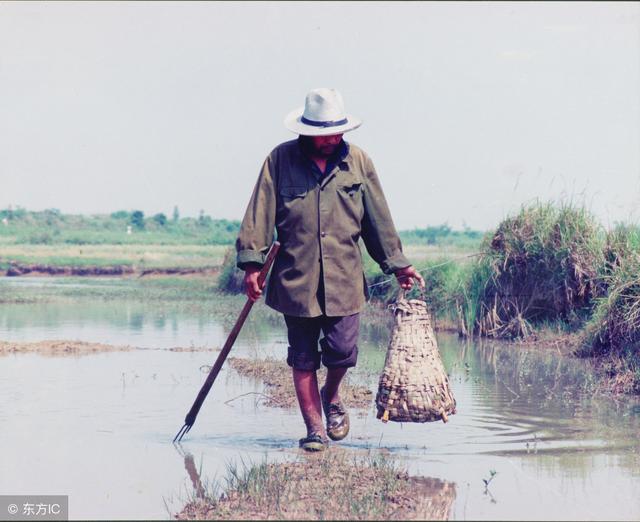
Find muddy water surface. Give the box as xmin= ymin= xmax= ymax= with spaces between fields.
xmin=1 ymin=278 xmax=639 ymax=520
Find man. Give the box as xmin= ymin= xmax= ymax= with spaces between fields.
xmin=236 ymin=88 xmax=424 ymax=452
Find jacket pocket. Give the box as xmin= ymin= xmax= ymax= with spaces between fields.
xmin=277 ymin=185 xmax=309 ymax=226
xmin=279 ymin=186 xmax=308 ymax=199
xmin=339 ymin=182 xmax=362 ymax=197
xmin=336 ymin=182 xmax=364 ymax=224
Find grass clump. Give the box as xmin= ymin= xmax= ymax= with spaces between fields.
xmin=579 ymin=255 xmax=640 ymax=393
xmin=603 ymin=223 xmax=640 ymax=274
xmin=366 ymin=256 xmax=471 ymax=323
xmin=176 ymin=450 xmax=456 ymax=520
xmin=461 ymin=202 xmax=606 ymax=339
xmin=217 ymin=248 xmax=245 ymax=294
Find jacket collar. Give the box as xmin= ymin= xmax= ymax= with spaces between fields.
xmin=297 ymin=136 xmax=350 ymax=177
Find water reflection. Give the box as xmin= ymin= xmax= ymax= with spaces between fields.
xmin=411 ymin=477 xmax=457 ymax=520
xmin=174 ymin=444 xmax=206 ymax=500
xmin=0 ymin=299 xmax=230 ymax=349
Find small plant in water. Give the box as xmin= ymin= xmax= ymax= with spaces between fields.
xmin=483 ymin=469 xmax=498 ymax=504
xmin=482 ymin=469 xmax=497 ymax=489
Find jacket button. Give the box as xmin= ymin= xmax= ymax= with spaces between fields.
xmin=321 ymin=232 xmax=326 ymax=237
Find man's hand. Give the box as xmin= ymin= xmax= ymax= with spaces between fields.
xmin=243 ymin=264 xmax=263 ymax=302
xmin=394 ymin=265 xmax=425 ymax=290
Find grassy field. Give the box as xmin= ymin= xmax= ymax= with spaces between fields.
xmin=0 ymin=242 xmax=229 ymax=270
xmin=0 ymin=240 xmax=478 ymax=272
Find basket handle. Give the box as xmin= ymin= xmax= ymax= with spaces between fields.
xmin=397 ymin=285 xmax=426 ymax=302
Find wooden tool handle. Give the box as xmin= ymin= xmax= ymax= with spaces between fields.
xmin=182 ymin=241 xmax=280 ymax=427
xmin=257 ymin=242 xmax=280 ymax=288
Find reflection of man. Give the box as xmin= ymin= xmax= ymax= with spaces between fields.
xmin=236 ymin=88 xmax=424 ymax=451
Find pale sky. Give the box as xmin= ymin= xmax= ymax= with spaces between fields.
xmin=1 ymin=1 xmax=638 ymax=230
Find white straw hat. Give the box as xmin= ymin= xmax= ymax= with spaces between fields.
xmin=284 ymin=88 xmax=362 ymax=136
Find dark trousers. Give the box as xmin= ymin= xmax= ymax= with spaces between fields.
xmin=284 ymin=313 xmax=360 ymax=371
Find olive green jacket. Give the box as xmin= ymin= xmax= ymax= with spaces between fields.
xmin=236 ymin=139 xmax=410 ymax=317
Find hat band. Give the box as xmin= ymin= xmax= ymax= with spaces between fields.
xmin=301 ymin=116 xmax=348 ymax=128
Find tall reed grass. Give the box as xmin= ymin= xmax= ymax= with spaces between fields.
xmin=578 ymin=254 xmax=640 ymax=392
xmin=459 ymin=202 xmax=606 ymax=338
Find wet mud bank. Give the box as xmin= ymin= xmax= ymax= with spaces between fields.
xmin=0 ymin=340 xmax=134 ymax=356
xmin=138 ymin=267 xmax=219 ymax=277
xmin=175 ymin=449 xmax=457 ymax=521
xmin=3 ymin=263 xmax=219 ymax=278
xmin=0 ymin=340 xmax=220 ymax=356
xmin=5 ymin=263 xmax=135 ymax=277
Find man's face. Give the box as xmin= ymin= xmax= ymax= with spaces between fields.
xmin=309 ymin=133 xmax=344 ymax=157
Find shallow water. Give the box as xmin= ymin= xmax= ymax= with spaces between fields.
xmin=0 ymin=278 xmax=639 ymax=520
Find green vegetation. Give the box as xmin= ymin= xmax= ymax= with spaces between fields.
xmin=399 ymin=223 xmax=483 ymax=249
xmin=176 ymin=450 xmax=455 ymax=520
xmin=366 ymin=256 xmax=471 ymax=319
xmin=604 ymin=223 xmax=640 ymax=274
xmin=217 ymin=248 xmax=245 ymax=294
xmin=0 ymin=207 xmax=240 ymax=245
xmin=460 ymin=203 xmax=606 ymax=339
xmin=579 ymin=254 xmax=640 ymax=393
xmin=451 ymin=204 xmax=638 ymax=392
xmin=0 ymin=207 xmax=484 ymax=248
xmin=0 ymin=244 xmax=228 ymax=271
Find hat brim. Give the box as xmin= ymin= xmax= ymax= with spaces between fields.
xmin=284 ymin=107 xmax=362 ymax=136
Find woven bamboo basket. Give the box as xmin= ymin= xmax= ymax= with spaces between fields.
xmin=376 ymin=290 xmax=457 ymax=423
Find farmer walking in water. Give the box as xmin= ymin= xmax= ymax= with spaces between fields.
xmin=236 ymin=88 xmax=424 ymax=451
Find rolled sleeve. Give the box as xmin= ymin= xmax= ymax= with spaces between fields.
xmin=361 ymin=157 xmax=411 ymax=275
xmin=236 ymin=156 xmax=276 ymax=271
xmin=380 ymin=250 xmax=411 ymax=275
xmin=237 ymin=249 xmax=267 ymax=269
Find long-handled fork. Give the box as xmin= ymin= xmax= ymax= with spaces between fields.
xmin=173 ymin=241 xmax=280 ymax=442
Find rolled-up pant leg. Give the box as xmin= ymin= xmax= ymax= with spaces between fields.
xmin=284 ymin=315 xmax=322 ymax=371
xmin=319 ymin=313 xmax=360 ymax=369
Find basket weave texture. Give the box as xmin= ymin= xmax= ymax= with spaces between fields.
xmin=376 ymin=294 xmax=457 ymax=423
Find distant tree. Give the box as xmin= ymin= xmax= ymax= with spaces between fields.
xmin=198 ymin=209 xmax=212 ymax=227
xmin=131 ymin=210 xmax=145 ymax=229
xmin=12 ymin=206 xmax=27 ymax=220
xmin=172 ymin=205 xmax=180 ymax=223
xmin=224 ymin=220 xmax=240 ymax=233
xmin=111 ymin=210 xmax=130 ymax=220
xmin=43 ymin=208 xmax=61 ymax=227
xmin=1 ymin=205 xmax=15 ymax=220
xmin=153 ymin=213 xmax=167 ymax=227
